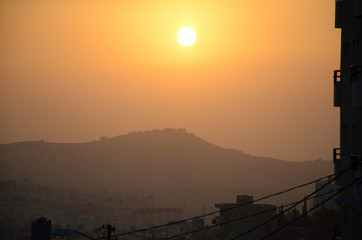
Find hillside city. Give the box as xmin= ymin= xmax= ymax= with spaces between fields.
xmin=1 ymin=177 xmax=341 ymax=239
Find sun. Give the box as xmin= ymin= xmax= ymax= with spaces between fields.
xmin=177 ymin=27 xmax=196 ymax=46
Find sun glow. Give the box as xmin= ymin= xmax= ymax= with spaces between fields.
xmin=177 ymin=27 xmax=196 ymax=46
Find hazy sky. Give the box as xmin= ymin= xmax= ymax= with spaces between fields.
xmin=0 ymin=0 xmax=340 ymax=161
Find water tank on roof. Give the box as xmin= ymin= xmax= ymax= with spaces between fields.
xmin=236 ymin=195 xmax=253 ymax=205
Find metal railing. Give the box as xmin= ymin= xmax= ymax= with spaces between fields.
xmin=334 ymin=70 xmax=341 ymax=84
xmin=333 ymin=148 xmax=341 ymax=163
xmin=334 ymin=70 xmax=341 ymax=107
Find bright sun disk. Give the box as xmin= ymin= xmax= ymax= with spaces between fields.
xmin=177 ymin=27 xmax=196 ymax=46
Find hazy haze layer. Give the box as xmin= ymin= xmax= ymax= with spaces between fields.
xmin=0 ymin=0 xmax=340 ymax=161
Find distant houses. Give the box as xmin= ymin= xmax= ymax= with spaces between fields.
xmin=313 ymin=178 xmax=340 ymax=213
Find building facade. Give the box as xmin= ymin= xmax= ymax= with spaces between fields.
xmin=333 ymin=0 xmax=362 ymax=239
xmin=313 ymin=177 xmax=340 ymax=213
xmin=214 ymin=195 xmax=277 ymax=240
xmin=133 ymin=207 xmax=183 ymax=227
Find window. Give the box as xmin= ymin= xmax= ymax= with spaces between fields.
xmin=342 ymin=123 xmax=350 ymax=154
xmin=352 ymin=124 xmax=360 ymax=154
xmin=352 ymin=39 xmax=360 ymax=65
xmin=342 ymin=42 xmax=350 ymax=71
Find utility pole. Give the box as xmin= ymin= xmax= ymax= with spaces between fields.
xmin=99 ymin=224 xmax=115 ymax=240
xmin=106 ymin=224 xmax=115 ymax=240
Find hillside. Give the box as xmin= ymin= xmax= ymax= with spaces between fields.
xmin=0 ymin=128 xmax=333 ymax=205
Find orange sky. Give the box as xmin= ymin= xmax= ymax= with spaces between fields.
xmin=0 ymin=0 xmax=340 ymax=161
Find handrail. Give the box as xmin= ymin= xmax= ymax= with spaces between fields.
xmin=334 ymin=70 xmax=341 ymax=84
xmin=333 ymin=148 xmax=341 ymax=163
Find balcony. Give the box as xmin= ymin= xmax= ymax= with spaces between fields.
xmin=334 ymin=148 xmax=341 ymax=185
xmin=334 ymin=70 xmax=341 ymax=107
xmin=334 ymin=148 xmax=341 ymax=163
xmin=351 ymin=64 xmax=362 ymax=107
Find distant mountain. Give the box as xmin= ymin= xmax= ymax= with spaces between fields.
xmin=0 ymin=128 xmax=332 ymax=205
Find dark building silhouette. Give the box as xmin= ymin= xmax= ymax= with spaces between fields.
xmin=333 ymin=0 xmax=362 ymax=239
xmin=31 ymin=218 xmax=51 ymax=240
xmin=214 ymin=195 xmax=276 ymax=240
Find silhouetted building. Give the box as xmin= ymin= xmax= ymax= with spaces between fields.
xmin=333 ymin=1 xmax=362 ymax=239
xmin=214 ymin=195 xmax=277 ymax=240
xmin=133 ymin=207 xmax=183 ymax=227
xmin=313 ymin=177 xmax=340 ymax=213
xmin=130 ymin=207 xmax=186 ymax=239
xmin=31 ymin=218 xmax=51 ymax=240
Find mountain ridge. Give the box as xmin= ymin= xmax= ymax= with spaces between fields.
xmin=0 ymin=128 xmax=332 ymax=205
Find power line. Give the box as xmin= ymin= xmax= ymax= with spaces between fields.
xmin=258 ymin=177 xmax=360 ymax=240
xmin=165 ymin=169 xmax=347 ymax=240
xmin=228 ymin=167 xmax=349 ymax=240
xmin=163 ymin=188 xmax=342 ymax=240
xmin=99 ymin=170 xmax=343 ymax=239
xmin=305 ymin=212 xmax=362 ymax=240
